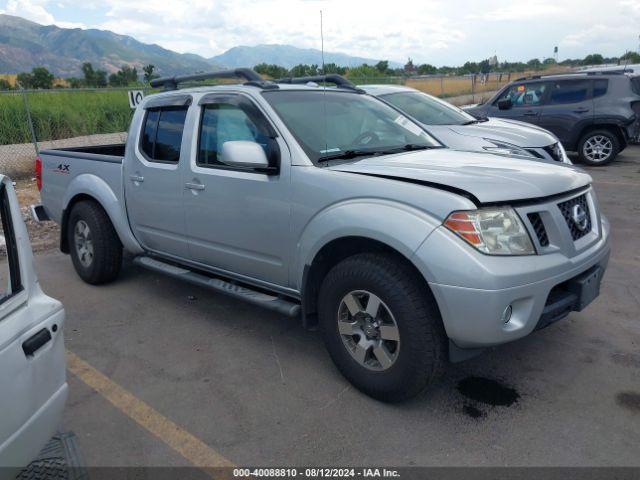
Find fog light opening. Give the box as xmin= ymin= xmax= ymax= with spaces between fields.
xmin=502 ymin=305 xmax=513 ymax=324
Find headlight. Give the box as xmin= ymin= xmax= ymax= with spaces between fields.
xmin=482 ymin=138 xmax=535 ymax=158
xmin=557 ymin=142 xmax=572 ymax=164
xmin=444 ymin=207 xmax=535 ymax=255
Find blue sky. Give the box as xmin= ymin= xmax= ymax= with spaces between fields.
xmin=1 ymin=0 xmax=639 ymax=65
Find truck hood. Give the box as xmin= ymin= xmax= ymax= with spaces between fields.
xmin=328 ymin=149 xmax=591 ymax=204
xmin=442 ymin=117 xmax=558 ymax=147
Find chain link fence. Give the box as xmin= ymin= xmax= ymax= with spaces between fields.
xmin=0 ymin=87 xmax=139 ymax=178
xmin=0 ymin=74 xmax=512 ymax=179
xmin=352 ymin=71 xmax=513 ymax=100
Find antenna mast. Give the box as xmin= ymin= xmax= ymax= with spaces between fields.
xmin=320 ymin=10 xmax=325 ymax=74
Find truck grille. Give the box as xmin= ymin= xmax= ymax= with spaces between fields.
xmin=527 ymin=212 xmax=549 ymax=246
xmin=558 ymin=194 xmax=592 ymax=241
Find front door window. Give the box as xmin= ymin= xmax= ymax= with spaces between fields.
xmin=498 ymin=82 xmax=548 ymax=106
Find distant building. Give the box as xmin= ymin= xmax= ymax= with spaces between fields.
xmin=488 ymin=55 xmax=498 ymax=67
xmin=404 ymin=58 xmax=416 ymax=74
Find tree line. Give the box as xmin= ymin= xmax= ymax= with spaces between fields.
xmin=1 ymin=51 xmax=639 ymax=91
xmin=256 ymin=51 xmax=640 ymax=79
xmin=0 ymin=62 xmax=158 ymax=90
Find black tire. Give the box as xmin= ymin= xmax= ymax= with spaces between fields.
xmin=577 ymin=129 xmax=620 ymax=166
xmin=67 ymin=200 xmax=122 ymax=284
xmin=319 ymin=253 xmax=447 ymax=402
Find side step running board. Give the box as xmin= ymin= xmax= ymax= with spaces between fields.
xmin=133 ymin=256 xmax=301 ymax=318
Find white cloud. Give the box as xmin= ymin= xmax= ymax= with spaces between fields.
xmin=466 ymin=2 xmax=565 ymax=21
xmin=1 ymin=0 xmax=639 ymax=65
xmin=3 ymin=0 xmax=54 ymax=24
xmin=55 ymin=20 xmax=86 ymax=29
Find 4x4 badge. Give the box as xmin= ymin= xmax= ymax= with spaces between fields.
xmin=571 ymin=204 xmax=588 ymax=231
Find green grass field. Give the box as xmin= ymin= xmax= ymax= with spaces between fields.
xmin=0 ymin=89 xmax=133 ymax=145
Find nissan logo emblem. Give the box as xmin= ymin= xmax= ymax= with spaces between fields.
xmin=571 ymin=204 xmax=589 ymax=232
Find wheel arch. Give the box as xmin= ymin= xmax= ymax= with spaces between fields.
xmin=578 ymin=123 xmax=627 ymax=151
xmin=300 ymin=236 xmax=439 ymax=329
xmin=60 ymin=175 xmax=142 ymax=255
xmin=294 ymin=200 xmax=443 ymax=329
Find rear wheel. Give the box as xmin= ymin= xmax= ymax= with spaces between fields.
xmin=578 ymin=129 xmax=619 ymax=165
xmin=67 ymin=201 xmax=122 ymax=284
xmin=319 ymin=253 xmax=446 ymax=402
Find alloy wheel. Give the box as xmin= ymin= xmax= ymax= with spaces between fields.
xmin=337 ymin=290 xmax=400 ymax=371
xmin=74 ymin=220 xmax=94 ymax=268
xmin=583 ymin=135 xmax=613 ymax=163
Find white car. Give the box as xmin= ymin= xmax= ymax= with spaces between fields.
xmin=0 ymin=175 xmax=67 ymax=474
xmin=362 ymin=84 xmax=571 ymax=164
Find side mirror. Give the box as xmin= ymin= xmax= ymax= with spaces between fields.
xmin=220 ymin=141 xmax=270 ymax=169
xmin=497 ymin=98 xmax=512 ymax=110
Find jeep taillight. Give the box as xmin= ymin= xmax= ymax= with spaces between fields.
xmin=35 ymin=156 xmax=42 ymax=191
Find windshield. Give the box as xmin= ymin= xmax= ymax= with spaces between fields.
xmin=262 ymin=90 xmax=440 ymax=164
xmin=380 ymin=91 xmax=477 ymax=126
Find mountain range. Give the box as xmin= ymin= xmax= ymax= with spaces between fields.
xmin=209 ymin=44 xmax=401 ymax=69
xmin=0 ymin=14 xmax=398 ymax=77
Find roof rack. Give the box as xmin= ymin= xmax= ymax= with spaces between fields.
xmin=514 ymin=71 xmax=626 ymax=82
xmin=583 ymin=69 xmax=629 ymax=75
xmin=276 ymin=74 xmax=365 ymax=93
xmin=150 ymin=68 xmax=273 ymax=91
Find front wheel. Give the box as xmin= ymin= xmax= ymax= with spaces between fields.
xmin=319 ymin=253 xmax=446 ymax=402
xmin=578 ymin=130 xmax=619 ymax=166
xmin=67 ymin=201 xmax=122 ymax=284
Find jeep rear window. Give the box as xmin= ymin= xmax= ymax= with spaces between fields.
xmin=593 ymin=79 xmax=608 ymax=98
xmin=262 ymin=90 xmax=440 ymax=164
xmin=548 ymin=80 xmax=590 ymax=105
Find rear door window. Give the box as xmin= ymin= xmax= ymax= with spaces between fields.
xmin=548 ymin=80 xmax=590 ymax=104
xmin=140 ymin=107 xmax=188 ymax=163
xmin=0 ymin=184 xmax=21 ymax=306
xmin=141 ymin=110 xmax=160 ymax=158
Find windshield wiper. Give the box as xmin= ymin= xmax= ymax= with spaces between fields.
xmin=317 ymin=149 xmax=384 ymax=162
xmin=378 ymin=144 xmax=434 ymax=154
xmin=317 ymin=144 xmax=434 ymax=163
xmin=462 ymin=117 xmax=489 ymax=125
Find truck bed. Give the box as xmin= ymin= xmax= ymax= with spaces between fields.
xmin=39 ymin=144 xmax=126 ymax=225
xmin=41 ymin=144 xmax=125 ymax=163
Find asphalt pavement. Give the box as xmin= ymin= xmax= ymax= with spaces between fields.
xmin=33 ymin=146 xmax=640 ymax=468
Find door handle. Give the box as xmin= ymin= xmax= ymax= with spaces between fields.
xmin=185 ymin=182 xmax=205 ymax=191
xmin=523 ymin=111 xmax=539 ymax=116
xmin=129 ymin=174 xmax=144 ymax=183
xmin=573 ymin=108 xmax=590 ymax=113
xmin=22 ymin=328 xmax=52 ymax=357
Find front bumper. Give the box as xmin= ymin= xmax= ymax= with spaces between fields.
xmin=413 ymin=209 xmax=610 ymax=349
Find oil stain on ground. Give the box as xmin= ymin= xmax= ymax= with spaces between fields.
xmin=457 ymin=376 xmax=520 ymax=415
xmin=462 ymin=404 xmax=486 ymax=419
xmin=616 ymin=391 xmax=640 ymax=413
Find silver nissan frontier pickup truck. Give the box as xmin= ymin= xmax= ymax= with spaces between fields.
xmin=33 ymin=69 xmax=610 ymax=402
